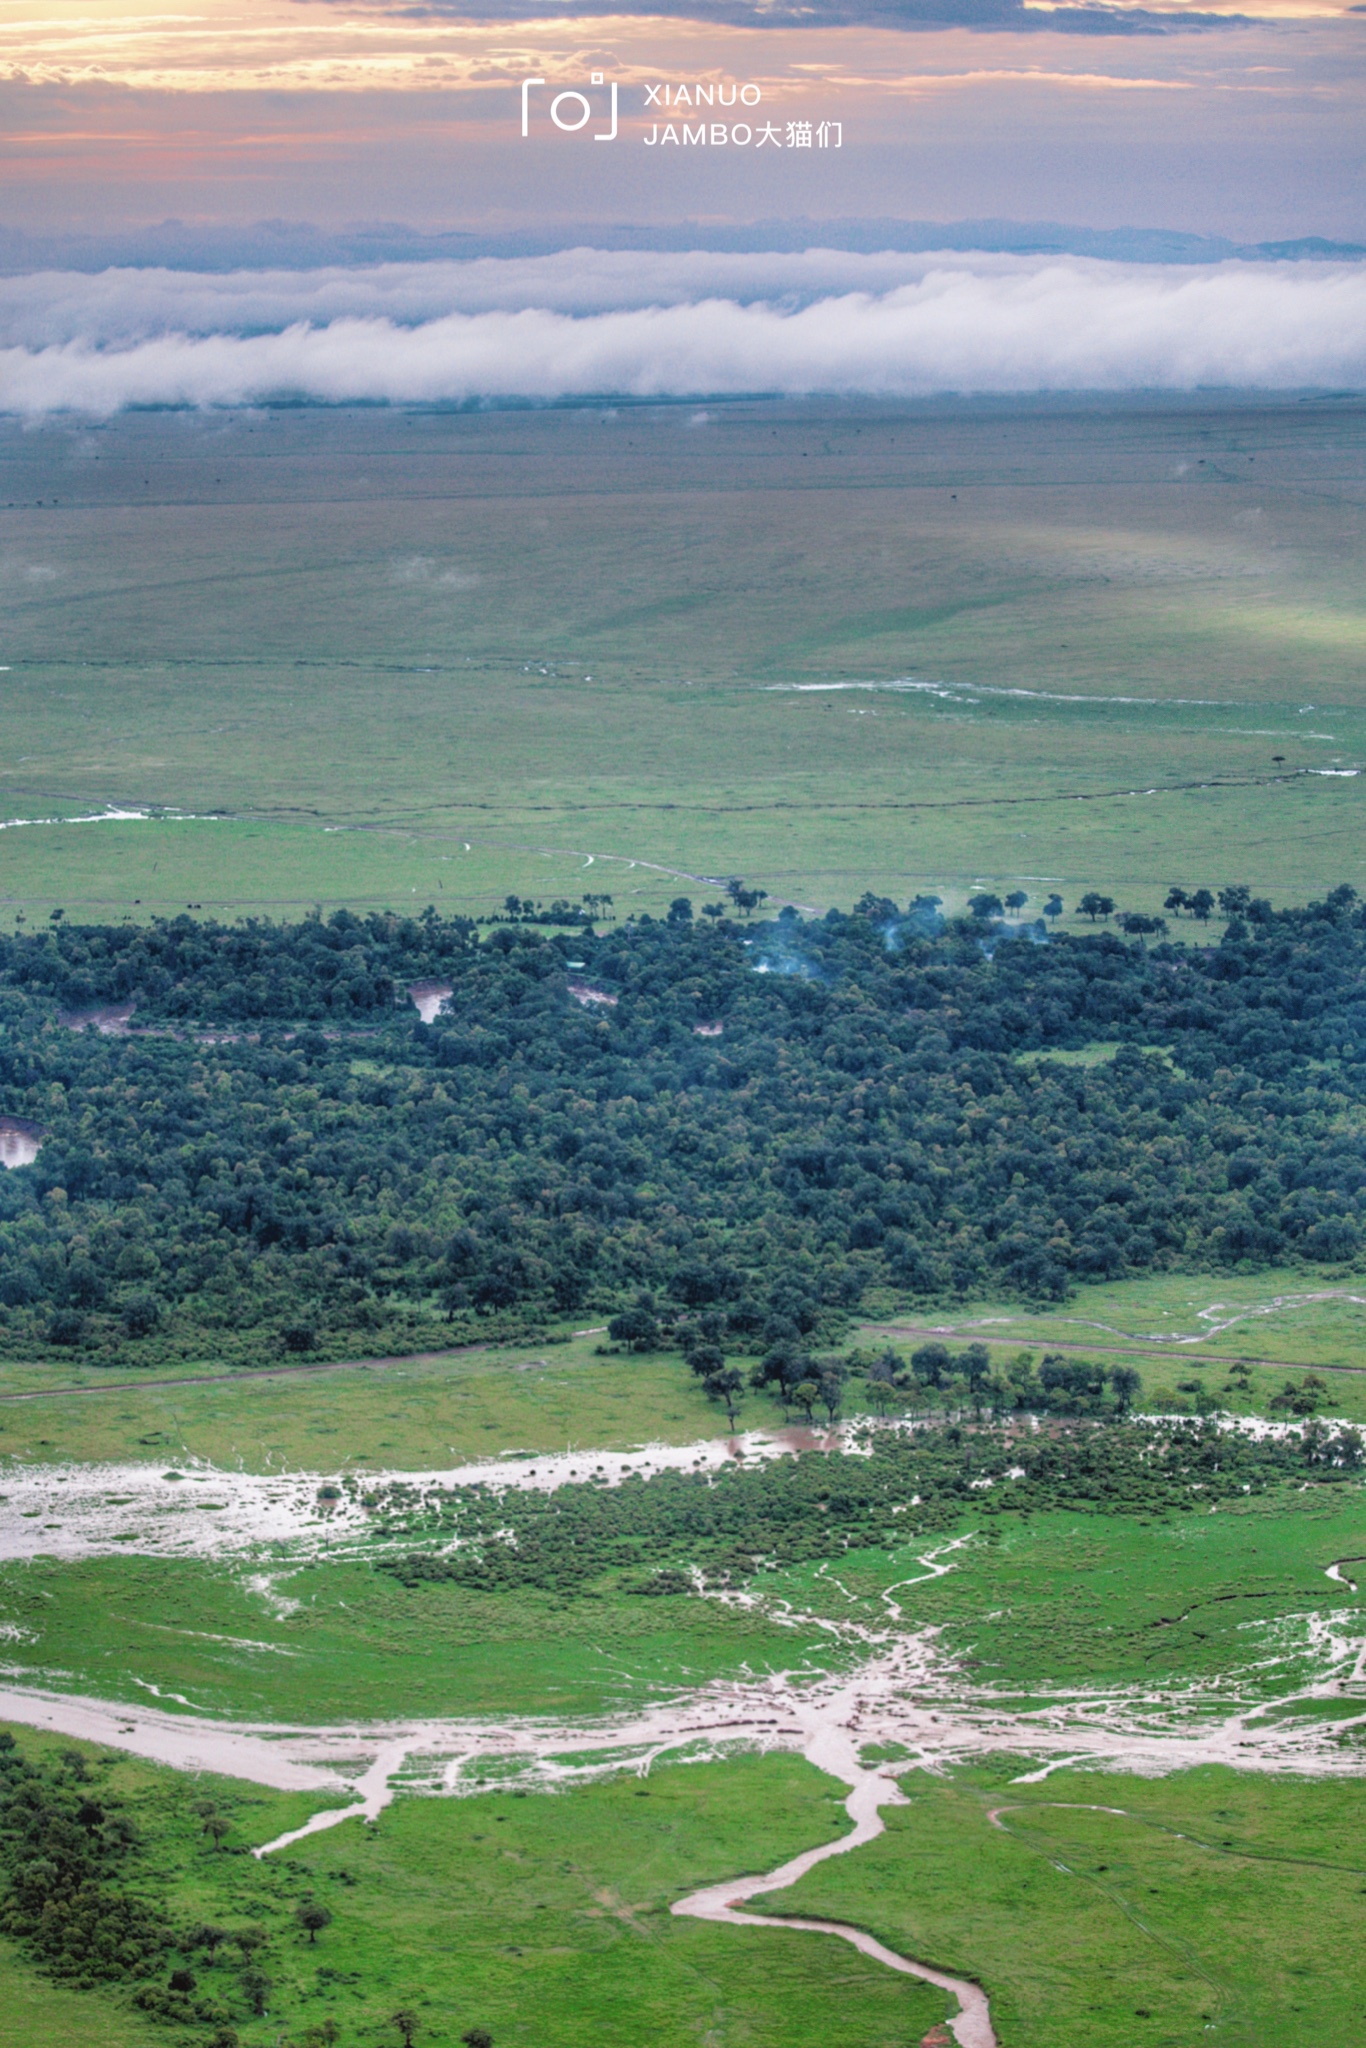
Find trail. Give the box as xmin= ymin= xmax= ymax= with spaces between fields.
xmin=865 ymin=1298 xmax=1366 ymax=1378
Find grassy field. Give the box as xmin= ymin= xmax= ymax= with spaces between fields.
xmin=1 ymin=1483 xmax=1357 ymax=1723
xmin=0 ymin=1549 xmax=832 ymax=1720
xmin=0 ymin=1261 xmax=1361 ymax=1474
xmin=0 ymin=1334 xmax=734 ymax=1472
xmin=769 ymin=1763 xmax=1366 ymax=2048
xmin=4 ymin=1720 xmax=1366 ymax=2048
xmin=0 ymin=1731 xmax=948 ymax=2048
xmin=0 ymin=395 xmax=1362 ymax=923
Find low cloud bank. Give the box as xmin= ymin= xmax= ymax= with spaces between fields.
xmin=1 ymin=256 xmax=1363 ymax=414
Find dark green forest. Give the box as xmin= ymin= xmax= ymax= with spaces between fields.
xmin=0 ymin=887 xmax=1361 ymax=1367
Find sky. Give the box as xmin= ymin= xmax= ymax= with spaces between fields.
xmin=0 ymin=0 xmax=1362 ymax=408
xmin=0 ymin=0 xmax=1363 ymax=250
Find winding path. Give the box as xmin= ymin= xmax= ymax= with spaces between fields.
xmin=672 ymin=1685 xmax=995 ymax=2048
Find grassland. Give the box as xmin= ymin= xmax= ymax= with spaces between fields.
xmin=0 ymin=395 xmax=1362 ymax=924
xmin=0 ymin=1731 xmax=948 ymax=2048
xmin=0 ymin=1479 xmax=1357 ymax=1723
xmin=0 ymin=1262 xmax=1359 ymax=1478
xmin=0 ymin=1260 xmax=1355 ymax=1478
xmin=769 ymin=1763 xmax=1366 ymax=2048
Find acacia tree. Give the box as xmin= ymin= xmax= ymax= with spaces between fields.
xmin=391 ymin=2010 xmax=420 ymax=2048
xmin=1111 ymin=1365 xmax=1141 ymax=1414
xmin=704 ymin=1366 xmax=745 ymax=1428
xmin=295 ymin=1901 xmax=333 ymax=1944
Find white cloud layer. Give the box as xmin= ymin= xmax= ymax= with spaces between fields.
xmin=0 ymin=252 xmax=1362 ymax=414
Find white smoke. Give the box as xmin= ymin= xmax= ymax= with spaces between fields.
xmin=0 ymin=252 xmax=1361 ymax=415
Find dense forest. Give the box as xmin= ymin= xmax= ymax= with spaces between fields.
xmin=0 ymin=886 xmax=1361 ymax=1368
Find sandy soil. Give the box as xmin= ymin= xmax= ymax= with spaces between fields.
xmin=55 ymin=1001 xmax=137 ymax=1034
xmin=0 ymin=1423 xmax=856 ymax=1563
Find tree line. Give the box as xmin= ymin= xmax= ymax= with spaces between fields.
xmin=0 ymin=885 xmax=1360 ymax=1365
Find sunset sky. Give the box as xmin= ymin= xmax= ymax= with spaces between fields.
xmin=0 ymin=0 xmax=1362 ymax=248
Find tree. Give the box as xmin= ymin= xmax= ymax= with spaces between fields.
xmin=240 ymin=1967 xmax=270 ymax=2016
xmin=1043 ymin=895 xmax=1064 ymax=920
xmin=188 ymin=1921 xmax=230 ymax=1962
xmin=667 ymin=897 xmax=693 ymax=925
xmin=1218 ymin=885 xmax=1252 ymax=918
xmin=391 ymin=2011 xmax=420 ymax=2048
xmin=305 ymin=2023 xmax=342 ymax=2048
xmin=817 ymin=1365 xmax=846 ymax=1423
xmin=864 ymin=1349 xmax=906 ymax=1415
xmin=205 ymin=1814 xmax=231 ymax=1853
xmin=1004 ymin=890 xmax=1028 ymax=913
xmin=462 ymin=2032 xmax=494 ymax=2048
xmin=1163 ymin=888 xmax=1188 ymax=916
xmin=957 ymin=1343 xmax=991 ymax=1389
xmin=607 ymin=1306 xmax=659 ymax=1352
xmin=684 ymin=1342 xmax=725 ymax=1380
xmin=1078 ymin=892 xmax=1114 ymax=922
xmin=295 ymin=1901 xmax=333 ymax=1944
xmin=792 ymin=1379 xmax=820 ymax=1421
xmin=968 ymin=892 xmax=1003 ymax=921
xmin=1189 ymin=888 xmax=1214 ymax=921
xmin=1110 ymin=1365 xmax=1141 ymax=1414
xmin=910 ymin=1341 xmax=952 ymax=1387
xmin=703 ymin=1366 xmax=745 ymax=1428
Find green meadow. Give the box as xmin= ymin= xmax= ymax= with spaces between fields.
xmin=0 ymin=1258 xmax=1361 ymax=1475
xmin=0 ymin=1481 xmax=1357 ymax=1724
xmin=768 ymin=1764 xmax=1366 ymax=2048
xmin=4 ymin=1727 xmax=1366 ymax=2048
xmin=0 ymin=395 xmax=1362 ymax=924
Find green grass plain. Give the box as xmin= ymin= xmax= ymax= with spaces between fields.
xmin=0 ymin=1733 xmax=948 ymax=2048
xmin=1 ymin=1486 xmax=1357 ymax=1724
xmin=5 ymin=1723 xmax=1366 ymax=2048
xmin=0 ymin=395 xmax=1362 ymax=924
xmin=769 ymin=1764 xmax=1366 ymax=2048
xmin=0 ymin=1261 xmax=1359 ymax=1477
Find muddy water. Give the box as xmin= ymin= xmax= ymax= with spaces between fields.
xmin=408 ymin=982 xmax=452 ymax=1024
xmin=0 ymin=1117 xmax=42 ymax=1168
xmin=672 ymin=1678 xmax=996 ymax=2048
xmin=0 ymin=1423 xmax=863 ymax=1563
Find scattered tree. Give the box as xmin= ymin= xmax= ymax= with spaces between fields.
xmin=1111 ymin=1365 xmax=1141 ymax=1414
xmin=704 ymin=1366 xmax=745 ymax=1428
xmin=295 ymin=1901 xmax=333 ymax=1944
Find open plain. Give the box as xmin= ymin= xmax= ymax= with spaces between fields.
xmin=0 ymin=394 xmax=1362 ymax=925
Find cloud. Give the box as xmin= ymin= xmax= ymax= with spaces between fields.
xmin=1 ymin=254 xmax=1363 ymax=413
